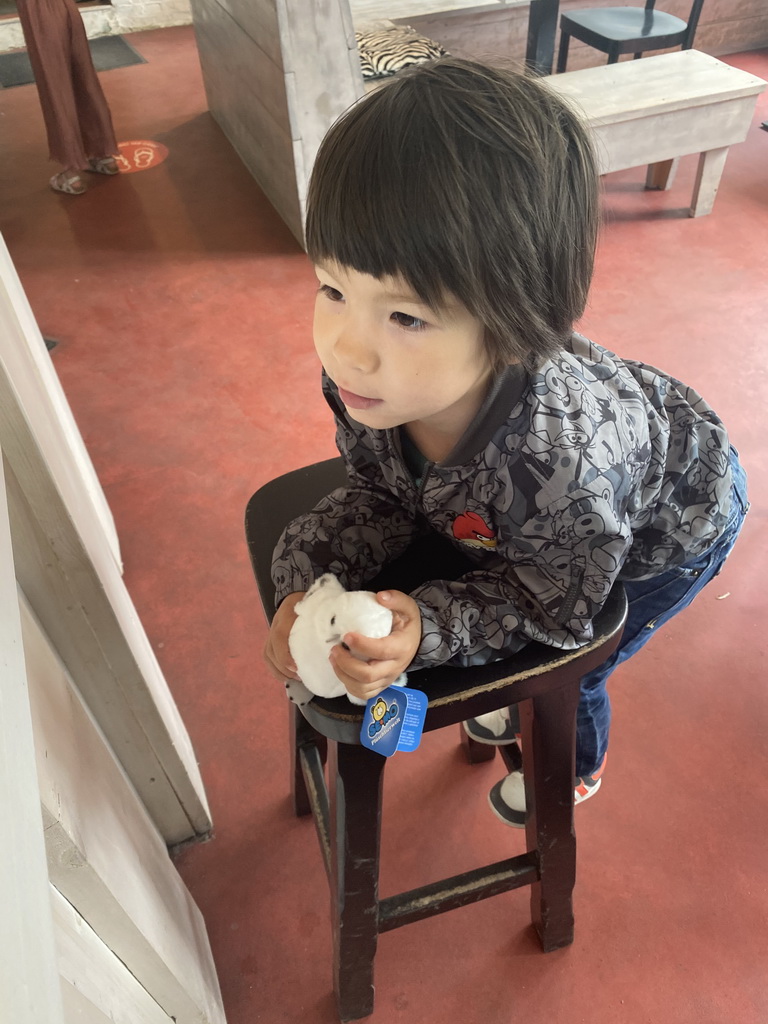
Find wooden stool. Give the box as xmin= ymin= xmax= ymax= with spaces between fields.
xmin=246 ymin=459 xmax=627 ymax=1022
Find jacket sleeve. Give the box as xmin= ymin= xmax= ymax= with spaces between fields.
xmin=271 ymin=384 xmax=418 ymax=605
xmin=408 ymin=487 xmax=632 ymax=670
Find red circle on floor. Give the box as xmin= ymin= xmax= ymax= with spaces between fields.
xmin=115 ymin=140 xmax=169 ymax=174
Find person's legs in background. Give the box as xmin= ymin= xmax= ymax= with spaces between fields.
xmin=16 ymin=0 xmax=119 ymax=194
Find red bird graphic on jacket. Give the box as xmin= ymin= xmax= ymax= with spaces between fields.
xmin=452 ymin=511 xmax=497 ymax=549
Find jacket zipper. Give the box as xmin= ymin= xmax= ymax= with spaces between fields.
xmin=557 ymin=565 xmax=586 ymax=626
xmin=418 ymin=463 xmax=434 ymax=499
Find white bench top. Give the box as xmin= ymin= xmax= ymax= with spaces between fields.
xmin=545 ymin=49 xmax=767 ymax=126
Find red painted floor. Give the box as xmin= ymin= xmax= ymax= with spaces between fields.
xmin=2 ymin=27 xmax=767 ymax=1024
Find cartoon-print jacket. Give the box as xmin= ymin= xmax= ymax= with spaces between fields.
xmin=271 ymin=334 xmax=733 ymax=670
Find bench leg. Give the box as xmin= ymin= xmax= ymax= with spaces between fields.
xmin=522 ymin=682 xmax=578 ymax=952
xmin=646 ymin=158 xmax=679 ymax=191
xmin=690 ymin=146 xmax=729 ymax=218
xmin=329 ymin=741 xmax=385 ymax=1022
xmin=290 ymin=702 xmax=326 ymax=817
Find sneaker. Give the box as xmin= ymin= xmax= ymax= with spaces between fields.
xmin=488 ymin=755 xmax=607 ymax=828
xmin=462 ymin=708 xmax=519 ymax=745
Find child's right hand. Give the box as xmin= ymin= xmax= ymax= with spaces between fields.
xmin=263 ymin=592 xmax=305 ymax=682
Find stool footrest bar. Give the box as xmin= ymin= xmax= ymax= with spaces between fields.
xmin=299 ymin=744 xmax=331 ymax=882
xmin=378 ymin=853 xmax=539 ymax=932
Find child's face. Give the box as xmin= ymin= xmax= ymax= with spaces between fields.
xmin=313 ymin=262 xmax=493 ymax=439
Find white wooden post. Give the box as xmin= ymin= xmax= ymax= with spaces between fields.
xmin=0 ymin=450 xmax=66 ymax=1024
xmin=0 ymin=232 xmax=212 ymax=846
xmin=20 ymin=592 xmax=226 ymax=1024
xmin=0 ymin=233 xmax=121 ymax=572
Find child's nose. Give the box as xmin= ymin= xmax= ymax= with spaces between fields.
xmin=333 ymin=327 xmax=379 ymax=374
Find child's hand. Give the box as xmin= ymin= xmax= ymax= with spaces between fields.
xmin=329 ymin=590 xmax=422 ymax=703
xmin=263 ymin=592 xmax=305 ymax=682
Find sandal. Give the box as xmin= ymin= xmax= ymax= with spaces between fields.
xmin=87 ymin=156 xmax=120 ymax=176
xmin=50 ymin=171 xmax=86 ymax=195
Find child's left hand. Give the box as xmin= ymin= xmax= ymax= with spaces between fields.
xmin=329 ymin=590 xmax=422 ymax=704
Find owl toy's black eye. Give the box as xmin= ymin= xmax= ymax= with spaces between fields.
xmin=330 ymin=615 xmax=336 ymax=626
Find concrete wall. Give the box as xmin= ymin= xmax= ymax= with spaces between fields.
xmin=402 ymin=0 xmax=768 ymax=71
xmin=0 ymin=0 xmax=193 ymax=53
xmin=3 ymin=0 xmax=766 ymax=59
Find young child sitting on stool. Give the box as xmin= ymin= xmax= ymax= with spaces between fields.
xmin=264 ymin=58 xmax=748 ymax=826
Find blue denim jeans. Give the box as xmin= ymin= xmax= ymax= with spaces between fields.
xmin=574 ymin=447 xmax=749 ymax=777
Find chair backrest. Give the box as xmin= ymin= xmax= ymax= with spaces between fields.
xmin=643 ymin=0 xmax=705 ymax=48
xmin=683 ymin=0 xmax=706 ymax=48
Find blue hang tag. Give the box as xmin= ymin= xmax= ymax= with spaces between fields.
xmin=360 ymin=685 xmax=428 ymax=757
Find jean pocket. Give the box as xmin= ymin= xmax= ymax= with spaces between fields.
xmin=641 ymin=547 xmax=726 ymax=629
xmin=662 ymin=562 xmax=707 ymax=581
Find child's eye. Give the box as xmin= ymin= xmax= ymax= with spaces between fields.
xmin=391 ymin=311 xmax=427 ymax=330
xmin=319 ymin=284 xmax=344 ymax=302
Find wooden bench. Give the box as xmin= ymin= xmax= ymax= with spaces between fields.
xmin=544 ymin=49 xmax=766 ymax=217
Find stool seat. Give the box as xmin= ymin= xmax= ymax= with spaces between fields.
xmin=302 ymin=583 xmax=628 ymax=744
xmin=246 ymin=458 xmax=627 ymax=1022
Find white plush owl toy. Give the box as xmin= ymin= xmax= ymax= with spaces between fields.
xmin=286 ymin=574 xmax=407 ymax=706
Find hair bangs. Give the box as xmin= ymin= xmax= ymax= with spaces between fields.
xmin=305 ymin=58 xmax=600 ymax=373
xmin=305 ymin=80 xmax=468 ymax=314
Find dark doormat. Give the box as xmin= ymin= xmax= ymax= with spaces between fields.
xmin=0 ymin=34 xmax=145 ymax=89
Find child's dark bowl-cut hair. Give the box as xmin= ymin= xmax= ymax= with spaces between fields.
xmin=305 ymin=57 xmax=599 ymax=372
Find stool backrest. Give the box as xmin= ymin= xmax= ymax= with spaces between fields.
xmin=245 ymin=458 xmax=347 ymax=619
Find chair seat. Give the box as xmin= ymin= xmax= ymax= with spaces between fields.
xmin=563 ymin=8 xmax=687 ymax=43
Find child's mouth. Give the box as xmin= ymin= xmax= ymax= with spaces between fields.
xmin=337 ymin=386 xmax=383 ymax=410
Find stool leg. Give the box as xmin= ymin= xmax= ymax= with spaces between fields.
xmin=499 ymin=738 xmax=523 ymax=774
xmin=522 ymin=681 xmax=579 ymax=952
xmin=329 ymin=741 xmax=385 ymax=1022
xmin=290 ymin=703 xmax=327 ymax=817
xmin=459 ymin=724 xmax=497 ymax=764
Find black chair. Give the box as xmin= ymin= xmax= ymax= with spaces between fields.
xmin=246 ymin=458 xmax=627 ymax=1022
xmin=557 ymin=0 xmax=705 ymax=72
